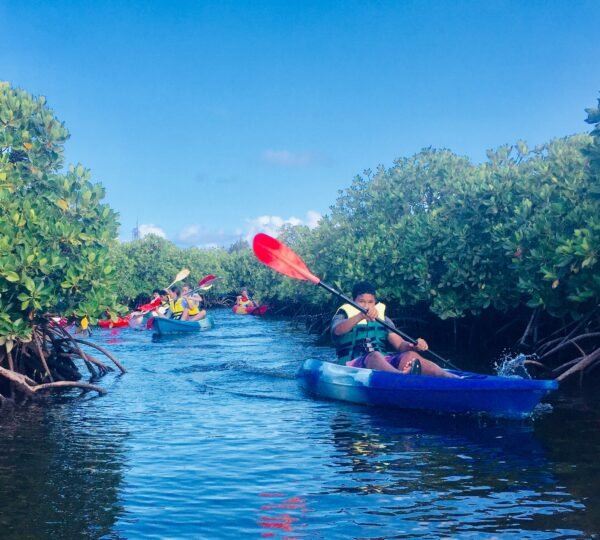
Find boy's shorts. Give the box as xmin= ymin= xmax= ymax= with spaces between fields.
xmin=346 ymin=352 xmax=404 ymax=369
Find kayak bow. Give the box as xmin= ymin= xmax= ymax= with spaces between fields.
xmin=152 ymin=315 xmax=215 ymax=335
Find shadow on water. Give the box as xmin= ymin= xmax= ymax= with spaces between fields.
xmin=0 ymin=399 xmax=126 ymax=540
xmin=534 ymin=398 xmax=600 ymax=536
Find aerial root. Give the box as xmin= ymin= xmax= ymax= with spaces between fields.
xmin=555 ymin=348 xmax=600 ymax=383
xmin=0 ymin=320 xmax=125 ymax=402
xmin=32 ymin=380 xmax=106 ymax=395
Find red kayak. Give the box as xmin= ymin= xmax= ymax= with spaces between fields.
xmin=98 ymin=315 xmax=130 ymax=328
xmin=136 ymin=297 xmax=161 ymax=312
xmin=250 ymin=305 xmax=268 ymax=316
xmin=232 ymin=304 xmax=268 ymax=316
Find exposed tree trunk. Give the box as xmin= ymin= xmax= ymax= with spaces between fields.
xmin=32 ymin=327 xmax=53 ymax=382
xmin=518 ymin=308 xmax=539 ymax=348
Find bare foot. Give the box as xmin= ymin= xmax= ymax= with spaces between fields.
xmin=400 ymin=359 xmax=415 ymax=375
xmin=399 ymin=358 xmax=422 ymax=375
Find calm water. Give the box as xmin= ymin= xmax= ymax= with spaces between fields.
xmin=1 ymin=309 xmax=599 ymax=539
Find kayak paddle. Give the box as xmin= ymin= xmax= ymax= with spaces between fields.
xmin=183 ymin=275 xmax=221 ymax=297
xmin=197 ymin=274 xmax=221 ymax=291
xmin=252 ymin=233 xmax=457 ymax=369
xmin=166 ymin=268 xmax=190 ymax=290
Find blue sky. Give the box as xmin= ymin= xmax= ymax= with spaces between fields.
xmin=1 ymin=0 xmax=599 ymax=247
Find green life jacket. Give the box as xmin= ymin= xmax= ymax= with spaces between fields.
xmin=333 ymin=303 xmax=389 ymax=364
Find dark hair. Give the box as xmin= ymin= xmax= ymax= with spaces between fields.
xmin=170 ymin=286 xmax=181 ymax=295
xmin=158 ymin=289 xmax=168 ymax=296
xmin=152 ymin=289 xmax=161 ymax=295
xmin=352 ymin=281 xmax=376 ymax=299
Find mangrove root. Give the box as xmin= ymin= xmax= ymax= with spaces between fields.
xmin=0 ymin=320 xmax=125 ymax=403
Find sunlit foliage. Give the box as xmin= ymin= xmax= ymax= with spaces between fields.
xmin=0 ymin=83 xmax=121 ymax=341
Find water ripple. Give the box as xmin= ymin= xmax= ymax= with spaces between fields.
xmin=0 ymin=309 xmax=598 ymax=539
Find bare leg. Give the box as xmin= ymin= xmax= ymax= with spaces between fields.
xmin=396 ymin=351 xmax=459 ymax=378
xmin=364 ymin=352 xmax=417 ymax=374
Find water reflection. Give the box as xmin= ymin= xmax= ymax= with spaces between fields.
xmin=535 ymin=401 xmax=600 ymax=536
xmin=257 ymin=492 xmax=310 ymax=538
xmin=321 ymin=409 xmax=585 ymax=538
xmin=1 ymin=310 xmax=599 ymax=539
xmin=0 ymin=399 xmax=126 ymax=540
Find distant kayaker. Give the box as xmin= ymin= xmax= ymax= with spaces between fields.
xmin=236 ymin=287 xmax=257 ymax=310
xmin=180 ymin=284 xmax=207 ymax=321
xmin=136 ymin=289 xmax=163 ymax=313
xmin=182 ymin=283 xmax=203 ymax=306
xmin=129 ymin=289 xmax=168 ymax=326
xmin=331 ymin=281 xmax=458 ymax=377
xmin=153 ymin=286 xmax=181 ymax=319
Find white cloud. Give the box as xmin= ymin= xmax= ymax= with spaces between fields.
xmin=178 ymin=225 xmax=202 ymax=244
xmin=176 ymin=224 xmax=239 ymax=248
xmin=137 ymin=224 xmax=167 ymax=239
xmin=244 ymin=210 xmax=322 ymax=241
xmin=306 ymin=210 xmax=322 ymax=228
xmin=261 ymin=149 xmax=322 ymax=168
xmin=172 ymin=210 xmax=322 ymax=249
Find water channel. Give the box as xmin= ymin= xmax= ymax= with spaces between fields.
xmin=1 ymin=309 xmax=599 ymax=539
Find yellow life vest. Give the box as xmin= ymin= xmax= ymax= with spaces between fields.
xmin=237 ymin=296 xmax=254 ymax=308
xmin=169 ymin=298 xmax=184 ymax=319
xmin=171 ymin=297 xmax=200 ymax=318
xmin=184 ymin=298 xmax=200 ymax=316
xmin=335 ymin=302 xmax=386 ymax=322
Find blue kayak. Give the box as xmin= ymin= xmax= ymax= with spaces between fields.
xmin=297 ymin=359 xmax=558 ymax=419
xmin=152 ymin=315 xmax=214 ymax=335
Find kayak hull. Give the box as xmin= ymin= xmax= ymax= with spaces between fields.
xmin=232 ymin=305 xmax=252 ymax=315
xmin=232 ymin=305 xmax=268 ymax=316
xmin=152 ymin=315 xmax=214 ymax=335
xmin=297 ymin=359 xmax=558 ymax=419
xmin=129 ymin=312 xmax=153 ymax=330
xmin=98 ymin=316 xmax=129 ymax=328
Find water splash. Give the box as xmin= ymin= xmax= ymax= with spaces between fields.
xmin=495 ymin=353 xmax=556 ymax=418
xmin=494 ymin=353 xmax=533 ymax=379
xmin=531 ymin=402 xmax=554 ymax=418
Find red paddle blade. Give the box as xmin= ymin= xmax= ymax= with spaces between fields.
xmin=252 ymin=233 xmax=320 ymax=284
xmin=198 ymin=275 xmax=217 ymax=287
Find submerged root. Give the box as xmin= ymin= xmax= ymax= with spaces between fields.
xmin=0 ymin=321 xmax=124 ymax=403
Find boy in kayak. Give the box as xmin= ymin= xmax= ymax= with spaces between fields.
xmin=331 ymin=281 xmax=457 ymax=377
xmin=235 ymin=287 xmax=257 ymax=310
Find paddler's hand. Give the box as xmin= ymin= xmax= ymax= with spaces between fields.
xmin=413 ymin=338 xmax=428 ymax=351
xmin=360 ymin=306 xmax=378 ymax=322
